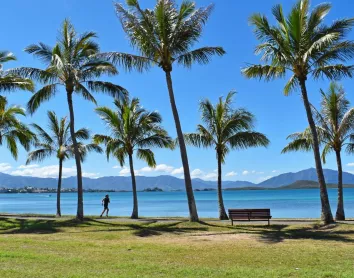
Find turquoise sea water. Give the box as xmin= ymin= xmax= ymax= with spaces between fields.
xmin=0 ymin=189 xmax=353 ymax=218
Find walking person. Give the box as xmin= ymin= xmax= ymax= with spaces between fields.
xmin=100 ymin=194 xmax=110 ymax=217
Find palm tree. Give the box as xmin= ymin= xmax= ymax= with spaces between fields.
xmin=185 ymin=91 xmax=269 ymax=219
xmin=26 ymin=111 xmax=102 ymax=217
xmin=99 ymin=0 xmax=225 ymax=222
xmin=282 ymin=82 xmax=354 ymax=221
xmin=93 ymin=97 xmax=173 ymax=219
xmin=0 ymin=96 xmax=34 ymax=159
xmin=0 ymin=51 xmax=33 ymax=93
xmin=242 ymin=0 xmax=354 ymax=224
xmin=12 ymin=19 xmax=127 ymax=220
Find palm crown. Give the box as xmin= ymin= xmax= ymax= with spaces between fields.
xmin=242 ymin=0 xmax=354 ymax=94
xmin=102 ymin=0 xmax=225 ymax=72
xmin=282 ymin=83 xmax=354 ymax=161
xmin=27 ymin=111 xmax=102 ymax=164
xmin=94 ymin=97 xmax=173 ymax=166
xmin=0 ymin=51 xmax=34 ymax=93
xmin=185 ymin=91 xmax=269 ymax=162
xmin=0 ymin=96 xmax=34 ymax=159
xmin=12 ymin=19 xmax=127 ymax=113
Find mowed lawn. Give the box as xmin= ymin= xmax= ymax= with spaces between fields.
xmin=0 ymin=217 xmax=354 ymax=277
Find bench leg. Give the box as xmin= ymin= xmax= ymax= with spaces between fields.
xmin=268 ymin=219 xmax=270 ymax=226
xmin=231 ymin=219 xmax=233 ymax=226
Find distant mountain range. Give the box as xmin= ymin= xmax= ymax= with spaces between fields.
xmin=0 ymin=168 xmax=353 ymax=191
xmin=258 ymin=168 xmax=354 ymax=187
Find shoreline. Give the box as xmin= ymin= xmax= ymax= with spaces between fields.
xmin=1 ymin=213 xmax=353 ymax=222
xmin=1 ymin=186 xmax=353 ymax=194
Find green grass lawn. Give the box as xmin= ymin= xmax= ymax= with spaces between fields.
xmin=0 ymin=217 xmax=353 ymax=277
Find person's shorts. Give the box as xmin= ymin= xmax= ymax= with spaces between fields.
xmin=104 ymin=205 xmax=109 ymax=210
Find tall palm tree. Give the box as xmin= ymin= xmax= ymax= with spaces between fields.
xmin=99 ymin=0 xmax=225 ymax=222
xmin=0 ymin=51 xmax=33 ymax=93
xmin=185 ymin=91 xmax=269 ymax=219
xmin=242 ymin=0 xmax=354 ymax=224
xmin=26 ymin=111 xmax=102 ymax=217
xmin=93 ymin=97 xmax=173 ymax=219
xmin=282 ymin=83 xmax=354 ymax=221
xmin=0 ymin=96 xmax=34 ymax=159
xmin=12 ymin=19 xmax=127 ymax=220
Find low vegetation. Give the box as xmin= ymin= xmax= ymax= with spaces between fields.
xmin=0 ymin=217 xmax=354 ymax=277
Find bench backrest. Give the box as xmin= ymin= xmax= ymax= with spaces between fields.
xmin=228 ymin=209 xmax=271 ymax=218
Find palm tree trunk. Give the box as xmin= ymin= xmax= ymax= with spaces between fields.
xmin=128 ymin=153 xmax=138 ymax=219
xmin=299 ymin=78 xmax=334 ymax=224
xmin=165 ymin=71 xmax=199 ymax=222
xmin=56 ymin=159 xmax=63 ymax=217
xmin=217 ymin=151 xmax=228 ymax=220
xmin=335 ymin=149 xmax=345 ymax=220
xmin=66 ymin=91 xmax=84 ymax=221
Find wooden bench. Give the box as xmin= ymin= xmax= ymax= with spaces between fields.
xmin=228 ymin=209 xmax=272 ymax=226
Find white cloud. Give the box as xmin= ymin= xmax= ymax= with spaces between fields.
xmin=83 ymin=172 xmax=100 ymax=179
xmin=112 ymin=165 xmax=121 ymax=169
xmin=11 ymin=164 xmax=100 ymax=179
xmin=272 ymin=170 xmax=278 ymax=173
xmin=0 ymin=163 xmax=12 ymax=173
xmin=18 ymin=164 xmax=39 ymax=169
xmin=190 ymin=169 xmax=217 ymax=180
xmin=242 ymin=170 xmax=267 ymax=176
xmin=347 ymin=163 xmax=354 ymax=167
xmin=119 ymin=167 xmax=131 ymax=176
xmin=118 ymin=167 xmax=141 ymax=176
xmin=139 ymin=164 xmax=174 ymax=174
xmin=225 ymin=171 xmax=238 ymax=177
xmin=204 ymin=173 xmax=217 ymax=180
xmin=171 ymin=167 xmax=183 ymax=175
xmin=116 ymin=164 xmax=216 ymax=180
xmin=191 ymin=169 xmax=204 ymax=177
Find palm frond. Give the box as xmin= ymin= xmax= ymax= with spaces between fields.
xmin=75 ymin=128 xmax=90 ymax=140
xmin=175 ymin=47 xmax=225 ymax=68
xmin=281 ymin=138 xmax=312 ymax=153
xmin=312 ymin=64 xmax=354 ymax=80
xmin=0 ymin=75 xmax=34 ymax=92
xmin=136 ymin=148 xmax=156 ymax=167
xmin=184 ymin=132 xmax=213 ymax=148
xmin=26 ymin=148 xmax=54 ymax=164
xmin=75 ymin=84 xmax=97 ymax=105
xmin=96 ymin=52 xmax=152 ymax=72
xmin=321 ymin=143 xmax=332 ymax=164
xmin=25 ymin=43 xmax=53 ymax=63
xmin=87 ymin=81 xmax=128 ymax=100
xmin=27 ymin=84 xmax=58 ymax=114
xmin=227 ymin=131 xmax=269 ymax=150
xmin=0 ymin=51 xmax=16 ymax=64
xmin=242 ymin=65 xmax=286 ymax=81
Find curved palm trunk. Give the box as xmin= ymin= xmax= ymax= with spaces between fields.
xmin=335 ymin=150 xmax=345 ymax=220
xmin=299 ymin=79 xmax=334 ymax=224
xmin=165 ymin=71 xmax=199 ymax=222
xmin=56 ymin=158 xmax=63 ymax=217
xmin=128 ymin=153 xmax=138 ymax=219
xmin=217 ymin=151 xmax=228 ymax=220
xmin=66 ymin=92 xmax=84 ymax=221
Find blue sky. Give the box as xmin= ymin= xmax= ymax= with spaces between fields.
xmin=2 ymin=0 xmax=354 ymax=183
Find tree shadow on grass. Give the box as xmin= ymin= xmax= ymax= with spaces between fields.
xmin=0 ymin=218 xmax=58 ymax=234
xmin=1 ymin=217 xmax=354 ymax=243
xmin=0 ymin=217 xmax=208 ymax=237
xmin=198 ymin=220 xmax=354 ymax=244
xmin=231 ymin=224 xmax=354 ymax=244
